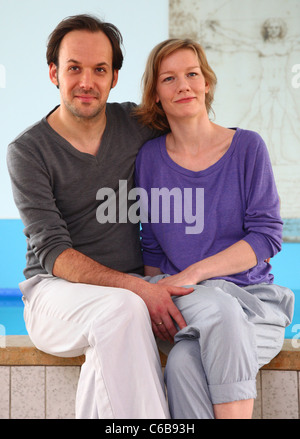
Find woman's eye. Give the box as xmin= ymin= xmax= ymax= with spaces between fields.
xmin=163 ymin=76 xmax=174 ymax=82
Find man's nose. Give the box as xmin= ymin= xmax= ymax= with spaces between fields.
xmin=79 ymin=70 xmax=93 ymax=89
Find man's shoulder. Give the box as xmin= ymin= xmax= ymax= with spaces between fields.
xmin=106 ymin=101 xmax=158 ymax=143
xmin=9 ymin=111 xmax=54 ymax=149
xmin=7 ymin=111 xmax=60 ymax=168
xmin=106 ymin=101 xmax=144 ymax=128
xmin=15 ymin=121 xmax=42 ymax=139
xmin=106 ymin=101 xmax=137 ymax=117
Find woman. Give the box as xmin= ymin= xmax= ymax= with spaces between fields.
xmin=134 ymin=39 xmax=294 ymax=419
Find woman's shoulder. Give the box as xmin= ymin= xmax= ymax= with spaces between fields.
xmin=234 ymin=127 xmax=269 ymax=157
xmin=235 ymin=127 xmax=266 ymax=145
xmin=137 ymin=133 xmax=166 ymax=160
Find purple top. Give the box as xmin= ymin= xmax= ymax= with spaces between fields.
xmin=135 ymin=128 xmax=283 ymax=286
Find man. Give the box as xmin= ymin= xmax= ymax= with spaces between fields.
xmin=6 ymin=14 xmax=192 ymax=419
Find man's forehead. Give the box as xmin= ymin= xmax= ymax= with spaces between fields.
xmin=59 ymin=30 xmax=113 ymax=63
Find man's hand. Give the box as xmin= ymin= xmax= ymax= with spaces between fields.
xmin=137 ymin=283 xmax=194 ymax=343
xmin=53 ymin=249 xmax=194 ymax=343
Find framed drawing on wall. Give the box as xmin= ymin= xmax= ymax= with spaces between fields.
xmin=169 ymin=0 xmax=300 ymax=241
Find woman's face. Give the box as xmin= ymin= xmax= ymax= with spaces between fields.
xmin=155 ymin=48 xmax=209 ymax=123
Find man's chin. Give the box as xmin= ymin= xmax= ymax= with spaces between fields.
xmin=69 ymin=104 xmax=105 ymax=121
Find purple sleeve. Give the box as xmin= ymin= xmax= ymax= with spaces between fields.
xmin=135 ymin=147 xmax=165 ymax=268
xmin=242 ymin=133 xmax=283 ymax=263
xmin=140 ymin=223 xmax=165 ymax=267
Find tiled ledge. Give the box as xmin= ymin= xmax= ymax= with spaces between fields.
xmin=1 ymin=336 xmax=300 ymax=418
xmin=0 ymin=336 xmax=85 ymax=366
xmin=1 ymin=336 xmax=300 ymax=371
xmin=261 ymin=339 xmax=300 ymax=371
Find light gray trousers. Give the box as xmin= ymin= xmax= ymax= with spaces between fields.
xmin=148 ymin=277 xmax=294 ymax=419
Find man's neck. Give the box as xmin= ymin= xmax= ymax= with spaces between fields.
xmin=47 ymin=105 xmax=107 ymax=156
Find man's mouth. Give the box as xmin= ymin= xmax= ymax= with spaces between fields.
xmin=75 ymin=95 xmax=97 ymax=103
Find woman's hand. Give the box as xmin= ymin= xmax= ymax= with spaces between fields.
xmin=157 ymin=264 xmax=200 ymax=287
xmin=158 ymin=240 xmax=259 ymax=288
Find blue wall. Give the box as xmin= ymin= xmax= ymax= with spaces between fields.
xmin=271 ymin=242 xmax=299 ymax=291
xmin=1 ymin=220 xmax=26 ymax=287
xmin=1 ymin=219 xmax=299 ymax=291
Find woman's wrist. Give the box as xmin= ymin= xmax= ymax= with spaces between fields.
xmin=187 ymin=262 xmax=206 ymax=284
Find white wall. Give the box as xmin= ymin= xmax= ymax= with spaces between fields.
xmin=0 ymin=0 xmax=168 ymax=218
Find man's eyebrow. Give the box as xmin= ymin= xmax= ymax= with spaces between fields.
xmin=67 ymin=59 xmax=81 ymax=64
xmin=66 ymin=59 xmax=110 ymax=67
xmin=95 ymin=62 xmax=110 ymax=67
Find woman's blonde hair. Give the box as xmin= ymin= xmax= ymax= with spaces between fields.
xmin=135 ymin=38 xmax=217 ymax=131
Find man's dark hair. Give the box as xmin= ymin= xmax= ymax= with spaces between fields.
xmin=46 ymin=14 xmax=124 ymax=70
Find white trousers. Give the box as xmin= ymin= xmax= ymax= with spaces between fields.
xmin=19 ymin=274 xmax=170 ymax=419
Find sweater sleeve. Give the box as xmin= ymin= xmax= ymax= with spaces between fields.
xmin=6 ymin=140 xmax=73 ymax=275
xmin=242 ymin=132 xmax=283 ymax=263
xmin=135 ymin=148 xmax=165 ymax=268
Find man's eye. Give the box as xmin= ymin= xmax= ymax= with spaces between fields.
xmin=69 ymin=66 xmax=79 ymax=71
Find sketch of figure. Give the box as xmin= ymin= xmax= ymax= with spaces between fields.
xmin=169 ymin=0 xmax=199 ymax=40
xmin=169 ymin=0 xmax=300 ymax=230
xmin=205 ymin=17 xmax=300 ymax=164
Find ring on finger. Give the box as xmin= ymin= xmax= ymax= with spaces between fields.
xmin=156 ymin=321 xmax=163 ymax=326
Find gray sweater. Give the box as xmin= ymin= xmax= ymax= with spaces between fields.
xmin=7 ymin=102 xmax=154 ymax=279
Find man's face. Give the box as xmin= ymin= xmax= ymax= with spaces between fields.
xmin=49 ymin=30 xmax=118 ymax=121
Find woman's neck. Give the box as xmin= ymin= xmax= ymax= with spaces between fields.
xmin=167 ymin=114 xmax=215 ymax=154
xmin=165 ymin=116 xmax=235 ymax=172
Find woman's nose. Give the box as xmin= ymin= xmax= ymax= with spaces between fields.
xmin=177 ymin=76 xmax=191 ymax=92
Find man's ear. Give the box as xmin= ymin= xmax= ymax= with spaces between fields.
xmin=111 ymin=69 xmax=119 ymax=89
xmin=49 ymin=63 xmax=59 ymax=89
